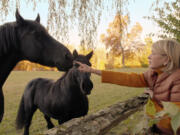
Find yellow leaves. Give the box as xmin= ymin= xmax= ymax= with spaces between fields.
xmin=101 ymin=12 xmax=144 ymax=64
xmin=145 ymin=98 xmax=156 ymax=117
xmin=154 ymin=102 xmax=180 ymax=135
xmin=100 ymin=34 xmax=105 ymax=42
xmin=105 ymin=14 xmax=129 ymax=41
xmin=96 ymin=59 xmax=106 ymax=70
xmin=130 ymin=23 xmax=142 ymax=37
xmin=110 ymin=14 xmax=129 ymax=30
xmin=14 ymin=60 xmax=57 ymax=71
xmin=91 ymin=48 xmax=106 ymax=70
xmin=144 ymin=37 xmax=153 ymax=47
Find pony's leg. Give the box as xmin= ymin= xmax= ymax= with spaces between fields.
xmin=58 ymin=117 xmax=68 ymax=125
xmin=0 ymin=88 xmax=4 ymax=123
xmin=58 ymin=114 xmax=71 ymax=125
xmin=23 ymin=107 xmax=37 ymax=135
xmin=58 ymin=119 xmax=63 ymax=125
xmin=44 ymin=115 xmax=54 ymax=129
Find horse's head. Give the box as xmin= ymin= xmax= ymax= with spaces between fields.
xmin=70 ymin=50 xmax=93 ymax=95
xmin=15 ymin=10 xmax=73 ymax=71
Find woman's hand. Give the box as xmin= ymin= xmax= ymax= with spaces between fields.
xmin=74 ymin=61 xmax=92 ymax=73
xmin=74 ymin=61 xmax=102 ymax=75
xmin=144 ymin=89 xmax=153 ymax=98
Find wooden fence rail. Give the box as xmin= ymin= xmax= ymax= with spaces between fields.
xmin=42 ymin=94 xmax=149 ymax=135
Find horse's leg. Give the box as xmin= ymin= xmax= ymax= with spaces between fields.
xmin=44 ymin=115 xmax=54 ymax=129
xmin=0 ymin=87 xmax=4 ymax=122
xmin=23 ymin=107 xmax=37 ymax=135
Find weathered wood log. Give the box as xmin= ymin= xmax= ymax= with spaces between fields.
xmin=43 ymin=94 xmax=149 ymax=135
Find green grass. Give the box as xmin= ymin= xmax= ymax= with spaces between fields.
xmin=0 ymin=68 xmax=147 ymax=135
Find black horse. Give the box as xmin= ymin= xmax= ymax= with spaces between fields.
xmin=16 ymin=50 xmax=93 ymax=135
xmin=0 ymin=10 xmax=73 ymax=122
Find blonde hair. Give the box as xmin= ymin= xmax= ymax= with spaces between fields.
xmin=152 ymin=39 xmax=180 ymax=72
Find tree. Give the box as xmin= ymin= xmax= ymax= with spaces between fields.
xmin=0 ymin=0 xmax=130 ymax=49
xmin=100 ymin=14 xmax=129 ymax=67
xmin=138 ymin=37 xmax=153 ymax=67
xmin=100 ymin=14 xmax=143 ymax=68
xmin=150 ymin=0 xmax=180 ymax=42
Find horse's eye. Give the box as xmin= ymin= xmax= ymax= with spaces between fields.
xmin=35 ymin=32 xmax=40 ymax=36
xmin=33 ymin=31 xmax=42 ymax=39
xmin=31 ymin=31 xmax=36 ymax=34
xmin=31 ymin=31 xmax=40 ymax=37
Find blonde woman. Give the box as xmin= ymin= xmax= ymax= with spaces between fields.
xmin=75 ymin=39 xmax=180 ymax=135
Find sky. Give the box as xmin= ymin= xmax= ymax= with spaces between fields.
xmin=128 ymin=0 xmax=159 ymax=39
xmin=1 ymin=0 xmax=167 ymax=44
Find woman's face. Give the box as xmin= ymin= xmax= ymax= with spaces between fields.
xmin=148 ymin=48 xmax=169 ymax=70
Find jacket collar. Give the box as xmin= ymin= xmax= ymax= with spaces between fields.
xmin=154 ymin=69 xmax=180 ymax=83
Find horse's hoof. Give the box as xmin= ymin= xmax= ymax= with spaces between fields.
xmin=0 ymin=114 xmax=3 ymax=123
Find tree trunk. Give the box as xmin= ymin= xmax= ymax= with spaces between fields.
xmin=105 ymin=52 xmax=114 ymax=69
xmin=120 ymin=46 xmax=125 ymax=67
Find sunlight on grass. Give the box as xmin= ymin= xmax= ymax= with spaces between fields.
xmin=1 ymin=68 xmax=147 ymax=135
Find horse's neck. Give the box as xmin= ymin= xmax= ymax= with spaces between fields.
xmin=0 ymin=52 xmax=20 ymax=87
xmin=64 ymin=71 xmax=77 ymax=86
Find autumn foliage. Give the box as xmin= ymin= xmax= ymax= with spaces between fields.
xmin=100 ymin=14 xmax=149 ymax=69
xmin=14 ymin=61 xmax=57 ymax=71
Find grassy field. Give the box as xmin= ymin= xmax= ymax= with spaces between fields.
xmin=0 ymin=68 xmax=147 ymax=135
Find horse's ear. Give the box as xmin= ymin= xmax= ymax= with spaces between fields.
xmin=15 ymin=9 xmax=25 ymax=25
xmin=73 ymin=50 xmax=78 ymax=58
xmin=86 ymin=51 xmax=93 ymax=60
xmin=35 ymin=14 xmax=40 ymax=23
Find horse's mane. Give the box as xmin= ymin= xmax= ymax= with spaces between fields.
xmin=56 ymin=68 xmax=75 ymax=85
xmin=0 ymin=22 xmax=18 ymax=56
xmin=58 ymin=72 xmax=68 ymax=81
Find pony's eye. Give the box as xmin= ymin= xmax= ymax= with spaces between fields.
xmin=73 ymin=63 xmax=80 ymax=68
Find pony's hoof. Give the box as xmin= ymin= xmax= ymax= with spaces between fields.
xmin=47 ymin=124 xmax=54 ymax=129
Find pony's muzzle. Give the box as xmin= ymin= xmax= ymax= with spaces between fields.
xmin=82 ymin=80 xmax=93 ymax=95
